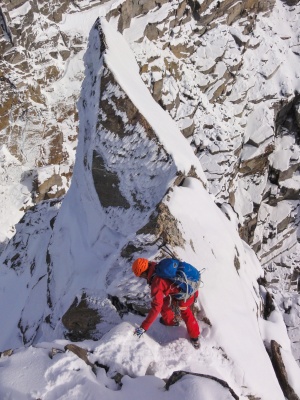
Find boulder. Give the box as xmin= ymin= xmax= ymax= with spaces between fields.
xmin=64 ymin=344 xmax=95 ymax=370
xmin=165 ymin=370 xmax=239 ymax=399
xmin=62 ymin=295 xmax=101 ymax=341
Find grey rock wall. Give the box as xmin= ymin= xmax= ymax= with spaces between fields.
xmin=0 ymin=0 xmax=299 ymax=273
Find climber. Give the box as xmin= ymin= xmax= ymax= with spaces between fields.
xmin=132 ymin=258 xmax=201 ymax=349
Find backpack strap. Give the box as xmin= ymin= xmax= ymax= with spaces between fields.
xmin=147 ymin=262 xmax=157 ymax=285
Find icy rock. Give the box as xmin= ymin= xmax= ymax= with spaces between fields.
xmin=271 ymin=340 xmax=300 ymax=400
xmin=0 ymin=349 xmax=13 ymax=358
xmin=82 ymin=18 xmax=205 ymax=231
xmin=62 ymin=295 xmax=101 ymax=341
xmin=165 ymin=371 xmax=239 ymax=399
xmin=295 ymin=102 xmax=300 ymax=129
xmin=64 ymin=344 xmax=95 ymax=370
xmin=33 ymin=167 xmax=65 ymax=203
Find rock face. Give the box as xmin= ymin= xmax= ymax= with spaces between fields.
xmin=62 ymin=295 xmax=101 ymax=341
xmin=124 ymin=0 xmax=300 ymax=272
xmin=271 ymin=340 xmax=300 ymax=400
xmin=75 ymin=17 xmax=204 ymax=242
xmin=92 ymin=63 xmax=177 ymax=215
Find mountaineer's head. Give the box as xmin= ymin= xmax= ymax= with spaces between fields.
xmin=132 ymin=258 xmax=149 ymax=278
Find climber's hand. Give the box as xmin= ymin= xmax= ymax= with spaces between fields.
xmin=133 ymin=327 xmax=145 ymax=338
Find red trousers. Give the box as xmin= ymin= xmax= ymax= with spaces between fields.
xmin=161 ymin=292 xmax=200 ymax=339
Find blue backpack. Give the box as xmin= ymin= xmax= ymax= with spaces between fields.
xmin=155 ymin=258 xmax=201 ymax=301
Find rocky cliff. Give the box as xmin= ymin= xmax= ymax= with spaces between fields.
xmin=1 ymin=0 xmax=299 ymax=262
xmin=0 ymin=1 xmax=300 ymax=398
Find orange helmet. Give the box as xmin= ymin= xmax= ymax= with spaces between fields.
xmin=132 ymin=258 xmax=149 ymax=277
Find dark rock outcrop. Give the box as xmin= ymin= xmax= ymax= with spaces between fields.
xmin=62 ymin=295 xmax=101 ymax=341
xmin=165 ymin=370 xmax=239 ymax=399
xmin=64 ymin=343 xmax=95 ymax=370
xmin=271 ymin=340 xmax=300 ymax=400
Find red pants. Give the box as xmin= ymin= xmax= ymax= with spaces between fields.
xmin=161 ymin=292 xmax=200 ymax=339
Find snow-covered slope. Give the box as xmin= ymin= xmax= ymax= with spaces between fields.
xmin=1 ymin=15 xmax=300 ymax=400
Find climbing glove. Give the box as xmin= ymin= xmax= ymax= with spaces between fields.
xmin=134 ymin=327 xmax=146 ymax=338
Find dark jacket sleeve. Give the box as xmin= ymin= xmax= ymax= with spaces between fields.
xmin=141 ymin=276 xmax=171 ymax=331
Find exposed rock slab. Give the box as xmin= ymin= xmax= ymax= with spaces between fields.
xmin=271 ymin=340 xmax=300 ymax=400
xmin=62 ymin=295 xmax=101 ymax=341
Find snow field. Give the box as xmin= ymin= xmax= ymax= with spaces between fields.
xmin=0 ymin=318 xmax=240 ymax=400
